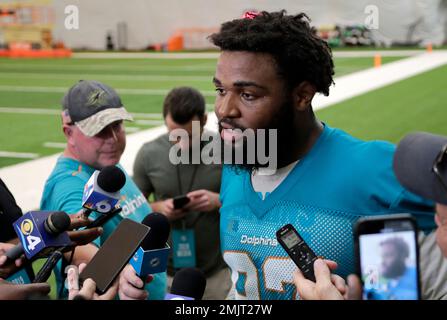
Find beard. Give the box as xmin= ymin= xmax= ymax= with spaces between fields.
xmin=218 ymin=97 xmax=296 ymax=174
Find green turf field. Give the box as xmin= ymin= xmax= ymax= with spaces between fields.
xmin=317 ymin=64 xmax=447 ymax=143
xmin=0 ymin=55 xmax=405 ymax=168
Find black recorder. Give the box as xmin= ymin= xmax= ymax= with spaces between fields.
xmin=276 ymin=224 xmax=318 ymax=282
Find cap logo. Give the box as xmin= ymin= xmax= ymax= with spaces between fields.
xmin=86 ymin=89 xmax=107 ymax=108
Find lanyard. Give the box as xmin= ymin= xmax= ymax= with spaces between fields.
xmin=176 ymin=164 xmax=198 ymax=230
xmin=176 ymin=164 xmax=198 ymax=195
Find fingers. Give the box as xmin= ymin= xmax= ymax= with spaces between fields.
xmin=78 ymin=263 xmax=87 ymax=274
xmin=186 ymin=189 xmax=206 ymax=198
xmin=70 ymin=211 xmax=94 ymax=229
xmin=67 ymin=228 xmax=103 ymax=246
xmin=0 ymin=255 xmax=6 ymax=267
xmin=67 ymin=267 xmax=80 ymax=300
xmin=14 ymin=258 xmax=24 ymax=268
xmin=313 ymin=259 xmax=333 ymax=286
xmin=165 ymin=199 xmax=174 ymax=211
xmin=330 ymin=274 xmax=347 ymax=295
xmin=293 ymin=268 xmax=316 ymax=300
xmin=100 ymin=279 xmax=119 ymax=300
xmin=78 ymin=278 xmax=97 ymax=300
xmin=118 ymin=265 xmax=148 ymax=300
xmin=323 ymin=259 xmax=338 ymax=271
xmin=346 ymin=274 xmax=363 ymax=300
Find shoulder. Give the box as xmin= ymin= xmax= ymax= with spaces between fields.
xmin=326 ymin=127 xmax=396 ymax=170
xmin=140 ymin=133 xmax=170 ymax=154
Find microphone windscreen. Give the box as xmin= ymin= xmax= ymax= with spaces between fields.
xmin=44 ymin=211 xmax=71 ymax=235
xmin=140 ymin=212 xmax=170 ymax=250
xmin=171 ymin=268 xmax=206 ymax=300
xmin=97 ymin=165 xmax=126 ymax=193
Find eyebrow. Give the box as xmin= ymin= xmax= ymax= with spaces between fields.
xmin=213 ymin=77 xmax=267 ymax=90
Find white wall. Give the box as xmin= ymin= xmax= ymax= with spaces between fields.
xmin=37 ymin=0 xmax=447 ymax=49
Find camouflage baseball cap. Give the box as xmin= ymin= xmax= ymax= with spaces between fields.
xmin=62 ymin=80 xmax=133 ymax=137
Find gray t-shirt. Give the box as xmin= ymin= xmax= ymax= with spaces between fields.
xmin=133 ymin=132 xmax=226 ymax=277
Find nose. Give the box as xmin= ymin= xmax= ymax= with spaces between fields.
xmin=216 ymin=92 xmax=241 ymax=119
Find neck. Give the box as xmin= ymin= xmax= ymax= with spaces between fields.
xmin=277 ymin=117 xmax=324 ymax=169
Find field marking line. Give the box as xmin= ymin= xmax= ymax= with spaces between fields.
xmin=42 ymin=142 xmax=66 ymax=149
xmin=313 ymin=52 xmax=447 ymax=111
xmin=0 ymin=107 xmax=164 ymax=118
xmin=0 ymin=85 xmax=216 ymax=97
xmin=0 ymin=72 xmax=212 ymax=82
xmin=0 ymin=151 xmax=39 ymax=159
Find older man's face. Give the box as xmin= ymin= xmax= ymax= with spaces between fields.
xmin=435 ymin=204 xmax=447 ymax=257
xmin=69 ymin=120 xmax=126 ymax=169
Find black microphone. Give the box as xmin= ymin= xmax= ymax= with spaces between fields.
xmin=81 ymin=165 xmax=126 ymax=217
xmin=140 ymin=213 xmax=170 ymax=250
xmin=167 ymin=268 xmax=207 ymax=300
xmin=130 ymin=213 xmax=171 ymax=281
xmin=5 ymin=211 xmax=71 ymax=261
xmin=32 ymin=207 xmax=123 ymax=284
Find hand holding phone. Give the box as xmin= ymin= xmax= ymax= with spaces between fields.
xmin=354 ymin=214 xmax=420 ymax=300
xmin=173 ymin=195 xmax=190 ymax=210
xmin=276 ymin=224 xmax=318 ymax=282
xmin=79 ymin=219 xmax=150 ymax=294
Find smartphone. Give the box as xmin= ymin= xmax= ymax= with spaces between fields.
xmin=173 ymin=195 xmax=190 ymax=209
xmin=79 ymin=218 xmax=150 ymax=294
xmin=276 ymin=224 xmax=318 ymax=282
xmin=354 ymin=214 xmax=420 ymax=300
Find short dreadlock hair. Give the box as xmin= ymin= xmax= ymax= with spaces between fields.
xmin=209 ymin=10 xmax=334 ymax=96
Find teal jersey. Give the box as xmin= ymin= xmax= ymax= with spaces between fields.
xmin=40 ymin=156 xmax=167 ymax=299
xmin=220 ymin=124 xmax=435 ymax=300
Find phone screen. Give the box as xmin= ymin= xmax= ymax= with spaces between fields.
xmin=79 ymin=218 xmax=150 ymax=294
xmin=357 ymin=216 xmax=419 ymax=300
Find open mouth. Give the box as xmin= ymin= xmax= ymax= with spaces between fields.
xmin=220 ymin=127 xmax=244 ymax=143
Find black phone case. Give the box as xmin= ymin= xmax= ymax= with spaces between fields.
xmin=173 ymin=195 xmax=190 ymax=209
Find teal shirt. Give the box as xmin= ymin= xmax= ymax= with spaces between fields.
xmin=40 ymin=156 xmax=167 ymax=299
xmin=219 ymin=124 xmax=435 ymax=300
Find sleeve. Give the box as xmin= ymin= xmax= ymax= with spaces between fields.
xmin=390 ymin=188 xmax=436 ymax=232
xmin=133 ymin=146 xmax=154 ymax=197
xmin=0 ymin=179 xmax=23 ymax=242
xmin=41 ymin=176 xmax=84 ymax=214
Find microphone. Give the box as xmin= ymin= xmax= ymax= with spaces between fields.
xmin=5 ymin=211 xmax=71 ymax=261
xmin=165 ymin=268 xmax=206 ymax=300
xmin=81 ymin=165 xmax=126 ymax=216
xmin=129 ymin=213 xmax=171 ymax=281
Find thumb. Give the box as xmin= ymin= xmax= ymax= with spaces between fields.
xmin=313 ymin=259 xmax=332 ymax=284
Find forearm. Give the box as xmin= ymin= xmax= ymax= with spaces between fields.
xmin=65 ymin=243 xmax=98 ymax=266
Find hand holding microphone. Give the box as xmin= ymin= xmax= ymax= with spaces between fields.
xmin=118 ymin=213 xmax=170 ymax=300
xmin=4 ymin=211 xmax=71 ymax=261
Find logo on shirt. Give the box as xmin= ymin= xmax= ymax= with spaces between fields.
xmin=240 ymin=235 xmax=278 ymax=247
xmin=120 ymin=194 xmax=147 ymax=217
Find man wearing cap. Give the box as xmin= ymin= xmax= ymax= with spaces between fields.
xmin=293 ymin=132 xmax=447 ymax=300
xmin=40 ymin=80 xmax=167 ymax=300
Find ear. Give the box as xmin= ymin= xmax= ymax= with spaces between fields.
xmin=292 ymin=81 xmax=317 ymax=112
xmin=62 ymin=124 xmax=74 ymax=144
